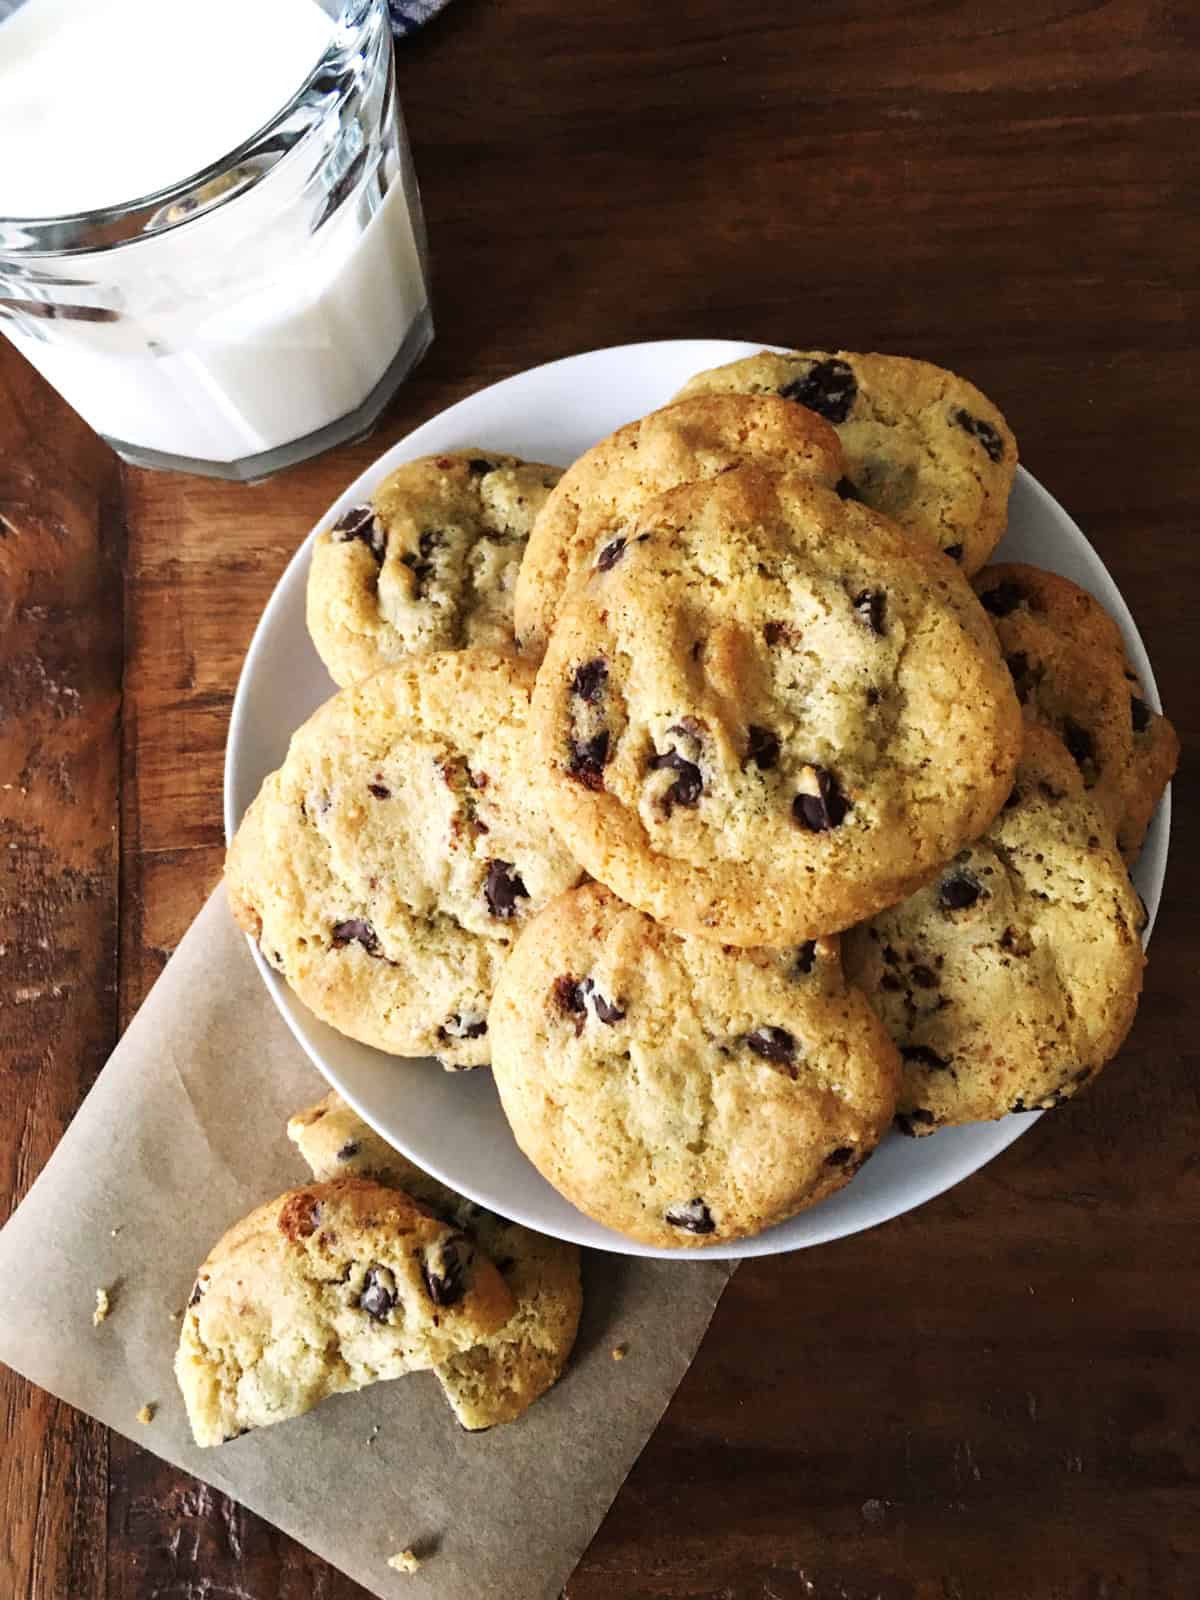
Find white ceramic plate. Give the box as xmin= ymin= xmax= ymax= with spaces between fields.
xmin=224 ymin=339 xmax=1170 ymax=1259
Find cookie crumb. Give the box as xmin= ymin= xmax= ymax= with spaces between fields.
xmin=136 ymin=1403 xmax=156 ymax=1425
xmin=110 ymin=1226 xmax=121 ymax=1238
xmin=611 ymin=1344 xmax=627 ymax=1361
xmin=93 ymin=1288 xmax=110 ymax=1326
xmin=367 ymin=1423 xmax=381 ymax=1445
xmin=387 ymin=1549 xmax=420 ymax=1574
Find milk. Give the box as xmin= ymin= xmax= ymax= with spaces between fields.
xmin=0 ymin=0 xmax=431 ymax=471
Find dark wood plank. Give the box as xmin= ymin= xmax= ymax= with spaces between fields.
xmin=2 ymin=0 xmax=1198 ymax=1595
xmin=0 ymin=347 xmax=122 ymax=1597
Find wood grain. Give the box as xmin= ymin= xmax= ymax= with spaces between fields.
xmin=2 ymin=0 xmax=1199 ymax=1595
xmin=0 ymin=344 xmax=121 ymax=1597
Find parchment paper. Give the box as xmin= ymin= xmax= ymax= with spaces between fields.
xmin=0 ymin=889 xmax=734 ymax=1599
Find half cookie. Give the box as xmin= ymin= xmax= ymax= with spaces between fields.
xmin=175 ymin=1179 xmax=514 ymax=1446
xmin=288 ymin=1094 xmax=582 ymax=1430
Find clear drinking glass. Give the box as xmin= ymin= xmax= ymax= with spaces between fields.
xmin=0 ymin=0 xmax=432 ymax=480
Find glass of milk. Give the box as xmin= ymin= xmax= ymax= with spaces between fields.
xmin=0 ymin=0 xmax=433 ymax=479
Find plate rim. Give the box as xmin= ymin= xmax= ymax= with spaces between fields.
xmin=222 ymin=337 xmax=1171 ymax=1260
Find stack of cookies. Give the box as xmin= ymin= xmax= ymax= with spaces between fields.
xmin=225 ymin=349 xmax=1176 ymax=1263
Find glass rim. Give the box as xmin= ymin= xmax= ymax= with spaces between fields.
xmin=0 ymin=0 xmax=383 ymax=255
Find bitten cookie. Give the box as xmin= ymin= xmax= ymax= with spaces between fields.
xmin=307 ymin=451 xmax=562 ymax=687
xmin=175 ymin=1179 xmax=514 ymax=1447
xmin=531 ymin=467 xmax=1022 ymax=946
xmin=490 ymin=884 xmax=901 ymax=1248
xmin=288 ymin=1094 xmax=582 ymax=1430
xmin=975 ymin=563 xmax=1177 ymax=862
xmin=675 ymin=349 xmax=1016 ymax=574
xmin=512 ymin=393 xmax=847 ymax=656
xmin=842 ymin=726 xmax=1146 ymax=1135
xmin=225 ymin=649 xmax=581 ymax=1067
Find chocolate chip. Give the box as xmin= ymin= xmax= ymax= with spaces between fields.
xmin=367 ymin=782 xmax=391 ymax=800
xmin=763 ymin=620 xmax=790 ymax=646
xmin=188 ymin=1280 xmax=205 ymax=1307
xmin=337 ymin=1140 xmax=361 ymax=1161
xmin=852 ymin=589 xmax=887 ymax=636
xmin=1005 ymin=652 xmax=1030 ymax=696
xmin=553 ymin=974 xmax=588 ymax=1030
xmin=894 ymin=1108 xmax=937 ymax=1136
xmin=358 ymin=1266 xmax=396 ymax=1321
xmin=423 ymin=1238 xmax=467 ymax=1306
xmin=866 ymin=686 xmax=881 ymax=706
xmin=794 ymin=940 xmax=817 ymax=975
xmin=571 ymin=658 xmax=608 ymax=703
xmin=438 ymin=1012 xmax=488 ymax=1042
xmin=881 ymin=974 xmax=902 ymax=991
xmin=909 ymin=966 xmax=938 ymax=989
xmin=467 ymin=457 xmax=494 ymax=474
xmin=399 ymin=529 xmax=444 ymax=595
xmin=826 ymin=1146 xmax=856 ymax=1166
xmin=332 ymin=919 xmax=383 ymax=957
xmin=648 ymin=747 xmax=702 ymax=812
xmin=596 ymin=537 xmax=626 ymax=571
xmin=567 ymin=730 xmax=610 ymax=790
xmin=944 ymin=543 xmax=964 ymax=561
xmin=882 ymin=945 xmax=900 ymax=966
xmin=778 ymin=357 xmax=857 ymax=424
xmin=938 ymin=871 xmax=982 ymax=911
xmin=745 ymin=724 xmax=780 ymax=770
xmin=793 ymin=766 xmax=850 ymax=832
xmin=332 ymin=505 xmax=385 ymax=562
xmin=835 ymin=476 xmax=862 ymax=501
xmin=1003 ymin=786 xmax=1023 ymax=810
xmin=953 ymin=408 xmax=1005 ymax=463
xmin=665 ymin=1198 xmax=716 ymax=1235
xmin=979 ymin=579 xmax=1024 ymax=617
xmin=589 ymin=985 xmax=626 ymax=1025
xmin=1131 ymin=696 xmax=1151 ymax=734
xmin=484 ymin=860 xmax=528 ymax=919
xmin=901 ymin=1044 xmax=950 ymax=1070
xmin=745 ymin=1026 xmax=797 ymax=1070
xmin=1061 ymin=718 xmax=1095 ymax=770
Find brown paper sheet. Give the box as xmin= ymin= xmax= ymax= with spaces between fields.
xmin=0 ymin=889 xmax=734 ymax=1599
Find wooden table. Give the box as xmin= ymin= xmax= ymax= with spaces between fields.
xmin=2 ymin=2 xmax=1197 ymax=1595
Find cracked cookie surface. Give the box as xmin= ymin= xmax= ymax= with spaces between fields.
xmin=308 ymin=450 xmax=562 ymax=687
xmin=974 ymin=562 xmax=1177 ymax=863
xmin=842 ymin=725 xmax=1146 ymax=1135
xmin=288 ymin=1093 xmax=582 ymax=1430
xmin=675 ymin=349 xmax=1016 ymax=574
xmin=175 ymin=1179 xmax=514 ymax=1446
xmin=513 ymin=393 xmax=846 ymax=656
xmin=490 ymin=883 xmax=901 ymax=1248
xmin=225 ymin=649 xmax=581 ymax=1066
xmin=532 ymin=466 xmax=1022 ymax=946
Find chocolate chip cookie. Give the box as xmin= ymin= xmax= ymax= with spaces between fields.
xmin=675 ymin=349 xmax=1016 ymax=574
xmin=512 ymin=392 xmax=846 ymax=656
xmin=225 ymin=649 xmax=581 ymax=1067
xmin=842 ymin=725 xmax=1146 ymax=1135
xmin=490 ymin=884 xmax=901 ymax=1248
xmin=531 ymin=466 xmax=1022 ymax=946
xmin=175 ymin=1179 xmax=515 ymax=1446
xmin=288 ymin=1093 xmax=582 ymax=1430
xmin=974 ymin=563 xmax=1178 ymax=862
xmin=308 ymin=451 xmax=562 ymax=687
